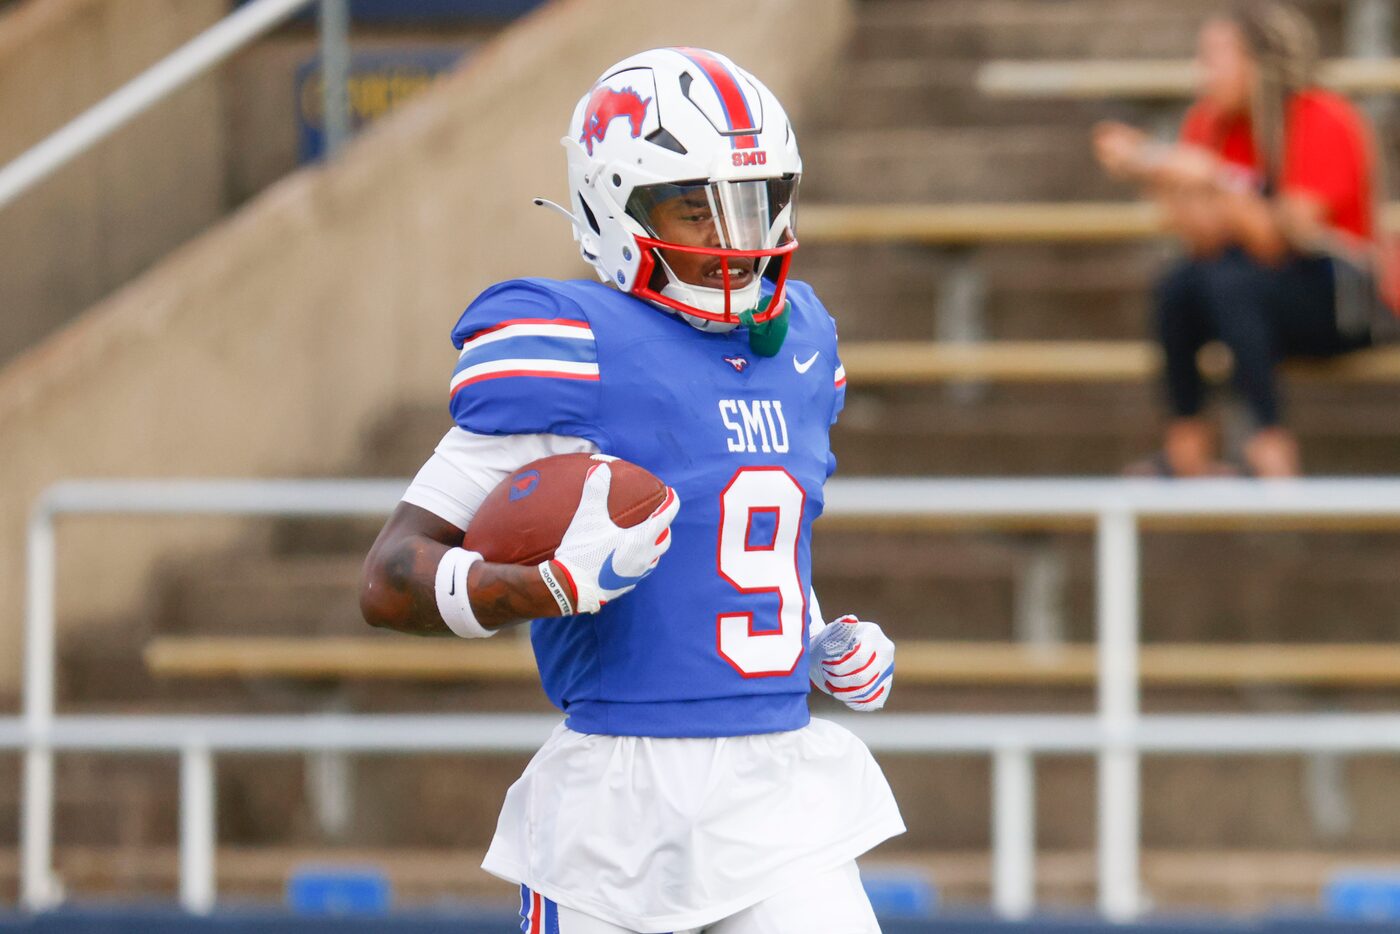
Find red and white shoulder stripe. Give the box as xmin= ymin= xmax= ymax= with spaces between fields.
xmin=460 ymin=317 xmax=592 ymax=349
xmin=449 ymin=317 xmax=598 ymax=397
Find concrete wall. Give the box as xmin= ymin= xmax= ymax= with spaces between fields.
xmin=0 ymin=0 xmax=228 ymax=366
xmin=221 ymin=30 xmax=494 ymax=205
xmin=0 ymin=0 xmax=854 ymax=693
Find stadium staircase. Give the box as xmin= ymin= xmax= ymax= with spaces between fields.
xmin=2 ymin=0 xmax=1399 ymax=914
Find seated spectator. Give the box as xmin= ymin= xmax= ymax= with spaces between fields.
xmin=1094 ymin=0 xmax=1397 ymax=477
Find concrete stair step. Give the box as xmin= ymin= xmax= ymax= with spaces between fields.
xmin=853 ymin=0 xmax=1226 ymax=60
xmin=812 ymin=528 xmax=1400 ymax=644
xmin=154 ymin=554 xmax=368 ymax=638
xmin=0 ymin=845 xmax=505 ymax=906
xmin=832 ymin=416 xmax=1400 ymax=477
xmin=881 ymin=753 xmax=1400 ymax=854
xmin=832 ymin=381 xmax=1400 ymax=476
xmin=851 ymin=0 xmax=1346 ymax=60
xmin=801 ymin=126 xmax=1124 ymax=202
xmin=795 ymin=241 xmax=1164 ymax=343
xmin=810 ymin=58 xmax=1114 ymax=129
xmin=358 ymin=405 xmax=453 ymax=477
xmin=867 ymin=845 xmax=1400 ymax=911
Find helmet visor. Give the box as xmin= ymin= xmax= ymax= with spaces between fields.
xmin=626 ymin=177 xmax=797 ymax=253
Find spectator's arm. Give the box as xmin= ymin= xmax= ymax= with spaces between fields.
xmin=1154 ymin=150 xmax=1295 ymax=263
xmin=1276 ymin=193 xmax=1333 ymax=250
xmin=1093 ymin=119 xmax=1316 ymax=263
xmin=1093 ymin=121 xmax=1207 ymax=187
xmin=1216 ymin=185 xmax=1292 ymax=264
xmin=1093 ymin=121 xmax=1157 ymax=182
xmin=1093 ymin=121 xmax=1226 ymax=187
xmin=1154 ymin=186 xmax=1232 ymax=256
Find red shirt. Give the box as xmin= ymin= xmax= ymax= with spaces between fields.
xmin=1180 ymin=89 xmax=1376 ymax=242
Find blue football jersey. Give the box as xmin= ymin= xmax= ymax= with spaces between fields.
xmin=448 ymin=277 xmax=847 ymax=738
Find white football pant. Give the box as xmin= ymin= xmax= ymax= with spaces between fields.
xmin=519 ymin=861 xmax=881 ymax=934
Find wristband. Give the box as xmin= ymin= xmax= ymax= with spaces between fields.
xmin=434 ymin=547 xmax=495 ymax=639
xmin=538 ymin=560 xmax=576 ymax=616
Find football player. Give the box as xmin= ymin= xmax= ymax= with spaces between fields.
xmin=360 ymin=47 xmax=903 ymax=934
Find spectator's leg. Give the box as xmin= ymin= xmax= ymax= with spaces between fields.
xmin=1156 ymin=258 xmax=1213 ymax=418
xmin=1197 ymin=250 xmax=1286 ymax=425
xmin=1273 ymin=256 xmax=1374 ymax=357
xmin=1197 ymin=250 xmax=1300 ymax=476
xmin=1153 ymin=258 xmax=1216 ymax=475
xmin=1238 ymin=256 xmax=1373 ymax=476
xmin=1242 ymin=425 xmax=1301 ymax=477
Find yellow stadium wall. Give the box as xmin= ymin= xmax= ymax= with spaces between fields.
xmin=0 ymin=0 xmax=229 ymax=365
xmin=0 ymin=0 xmax=854 ymax=694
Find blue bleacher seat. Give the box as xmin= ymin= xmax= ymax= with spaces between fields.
xmin=861 ymin=869 xmax=937 ymax=919
xmin=1324 ymin=870 xmax=1400 ymax=920
xmin=287 ymin=865 xmax=392 ymax=916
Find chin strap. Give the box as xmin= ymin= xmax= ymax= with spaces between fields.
xmin=739 ymin=296 xmax=789 ymax=357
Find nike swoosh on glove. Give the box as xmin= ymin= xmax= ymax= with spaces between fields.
xmin=810 ymin=615 xmax=895 ymax=712
xmin=548 ymin=462 xmax=680 ymax=614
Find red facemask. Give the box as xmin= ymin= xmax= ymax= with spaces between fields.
xmin=629 ymin=235 xmax=798 ymax=326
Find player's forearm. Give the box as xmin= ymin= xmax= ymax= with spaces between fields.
xmin=361 ymin=533 xmax=561 ymax=635
xmin=466 ymin=561 xmax=561 ymax=628
xmin=360 ymin=533 xmax=457 ymax=636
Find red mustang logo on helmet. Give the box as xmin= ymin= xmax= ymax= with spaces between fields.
xmin=579 ymin=86 xmax=652 ymax=156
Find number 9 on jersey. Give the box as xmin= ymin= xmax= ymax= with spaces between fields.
xmin=716 ymin=467 xmax=807 ymax=678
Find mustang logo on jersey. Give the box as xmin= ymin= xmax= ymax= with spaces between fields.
xmin=723 ymin=355 xmax=750 ymax=372
xmin=718 ymin=399 xmax=789 ymax=454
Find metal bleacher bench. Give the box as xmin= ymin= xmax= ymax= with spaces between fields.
xmin=145 ymin=637 xmax=1400 ymax=688
xmin=800 ymin=201 xmax=1400 ymax=385
xmin=976 ymin=57 xmax=1400 ymax=99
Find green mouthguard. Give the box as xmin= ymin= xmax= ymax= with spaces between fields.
xmin=739 ymin=297 xmax=788 ymax=357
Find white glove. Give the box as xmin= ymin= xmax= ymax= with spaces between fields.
xmin=543 ymin=462 xmax=680 ymax=614
xmin=809 ymin=615 xmax=895 ymax=712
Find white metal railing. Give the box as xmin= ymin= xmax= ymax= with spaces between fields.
xmin=23 ymin=478 xmax=1400 ymax=919
xmin=0 ymin=0 xmax=350 ymax=212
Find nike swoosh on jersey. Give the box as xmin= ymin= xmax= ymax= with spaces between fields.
xmin=597 ymin=553 xmax=648 ymax=591
xmin=793 ymin=351 xmax=820 ymax=373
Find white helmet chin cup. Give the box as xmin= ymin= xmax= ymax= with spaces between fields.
xmin=658 ymin=278 xmax=763 ymax=332
xmin=559 ymin=47 xmax=801 ymax=325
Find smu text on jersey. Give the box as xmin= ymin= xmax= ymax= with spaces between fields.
xmin=719 ymin=399 xmax=789 ymax=453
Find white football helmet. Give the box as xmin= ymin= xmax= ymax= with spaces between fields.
xmin=556 ymin=47 xmax=801 ymax=332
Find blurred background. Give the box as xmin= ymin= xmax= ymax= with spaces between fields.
xmin=2 ymin=0 xmax=1400 ymax=930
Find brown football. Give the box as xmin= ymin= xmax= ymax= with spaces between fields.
xmin=462 ymin=453 xmax=668 ymax=566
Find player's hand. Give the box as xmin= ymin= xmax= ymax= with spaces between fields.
xmin=547 ymin=463 xmax=680 ymax=614
xmin=809 ymin=615 xmax=895 ymax=712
